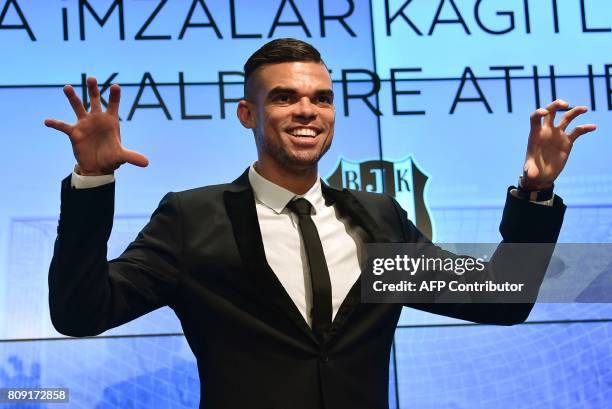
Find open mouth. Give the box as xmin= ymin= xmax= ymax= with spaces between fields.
xmin=286 ymin=127 xmax=321 ymax=138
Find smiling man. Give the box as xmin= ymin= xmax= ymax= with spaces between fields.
xmin=238 ymin=48 xmax=336 ymax=195
xmin=45 ymin=38 xmax=595 ymax=409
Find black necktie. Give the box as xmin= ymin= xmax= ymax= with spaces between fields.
xmin=286 ymin=198 xmax=332 ymax=341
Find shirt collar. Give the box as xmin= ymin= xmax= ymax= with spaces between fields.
xmin=248 ymin=163 xmax=325 ymax=215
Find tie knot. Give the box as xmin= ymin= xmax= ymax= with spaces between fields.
xmin=286 ymin=198 xmax=313 ymax=216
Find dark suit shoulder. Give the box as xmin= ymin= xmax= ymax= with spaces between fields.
xmin=345 ymin=189 xmax=393 ymax=207
xmin=174 ymin=182 xmax=235 ymax=200
xmin=168 ymin=181 xmax=246 ymax=219
xmin=340 ymin=189 xmax=411 ymax=241
xmin=343 ymin=189 xmax=398 ymax=219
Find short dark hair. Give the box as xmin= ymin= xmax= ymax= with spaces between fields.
xmin=243 ymin=38 xmax=326 ymax=99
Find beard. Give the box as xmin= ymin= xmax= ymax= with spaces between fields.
xmin=257 ymin=132 xmax=332 ymax=171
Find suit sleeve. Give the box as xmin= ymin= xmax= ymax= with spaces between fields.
xmin=394 ymin=187 xmax=566 ymax=325
xmin=49 ymin=175 xmax=182 ymax=336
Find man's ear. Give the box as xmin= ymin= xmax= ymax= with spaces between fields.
xmin=237 ymin=99 xmax=255 ymax=129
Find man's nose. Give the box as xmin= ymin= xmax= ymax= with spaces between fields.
xmin=294 ymin=97 xmax=316 ymax=120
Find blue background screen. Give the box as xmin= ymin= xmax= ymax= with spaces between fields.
xmin=1 ymin=1 xmax=610 ymax=407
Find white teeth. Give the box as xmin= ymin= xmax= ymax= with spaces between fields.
xmin=289 ymin=128 xmax=317 ymax=137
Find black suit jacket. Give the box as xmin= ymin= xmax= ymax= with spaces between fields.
xmin=49 ymin=169 xmax=566 ymax=409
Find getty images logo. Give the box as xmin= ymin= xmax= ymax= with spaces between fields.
xmin=326 ymin=156 xmax=434 ymax=240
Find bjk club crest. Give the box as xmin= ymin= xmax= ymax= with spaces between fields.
xmin=326 ymin=156 xmax=433 ymax=240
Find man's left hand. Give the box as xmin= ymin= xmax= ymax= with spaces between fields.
xmin=522 ymin=99 xmax=597 ymax=190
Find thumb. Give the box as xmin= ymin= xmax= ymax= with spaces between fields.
xmin=122 ymin=148 xmax=149 ymax=168
xmin=523 ymin=159 xmax=540 ymax=181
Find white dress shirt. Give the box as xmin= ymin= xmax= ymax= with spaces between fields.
xmin=70 ymin=165 xmax=364 ymax=327
xmin=247 ymin=165 xmax=363 ymax=327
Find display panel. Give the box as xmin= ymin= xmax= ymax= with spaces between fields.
xmin=1 ymin=1 xmax=610 ymax=407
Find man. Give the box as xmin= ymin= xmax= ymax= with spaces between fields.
xmin=45 ymin=39 xmax=595 ymax=409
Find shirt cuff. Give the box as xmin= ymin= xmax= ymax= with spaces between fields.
xmin=70 ymin=167 xmax=115 ymax=189
xmin=509 ymin=188 xmax=554 ymax=206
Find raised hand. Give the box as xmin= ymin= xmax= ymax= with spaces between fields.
xmin=44 ymin=77 xmax=148 ymax=176
xmin=522 ymin=99 xmax=597 ymax=190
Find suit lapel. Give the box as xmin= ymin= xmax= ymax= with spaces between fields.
xmin=223 ymin=170 xmax=390 ymax=345
xmin=223 ymin=170 xmax=318 ymax=345
xmin=321 ymin=183 xmax=389 ymax=244
xmin=321 ymin=183 xmax=391 ymax=340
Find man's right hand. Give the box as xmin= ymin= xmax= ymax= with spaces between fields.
xmin=44 ymin=77 xmax=149 ymax=176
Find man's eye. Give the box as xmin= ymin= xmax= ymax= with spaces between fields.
xmin=317 ymin=96 xmax=332 ymax=104
xmin=275 ymin=94 xmax=290 ymax=102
